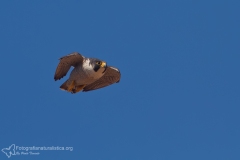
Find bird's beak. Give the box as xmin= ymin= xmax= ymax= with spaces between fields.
xmin=101 ymin=61 xmax=106 ymax=68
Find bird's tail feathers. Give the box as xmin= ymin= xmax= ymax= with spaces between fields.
xmin=60 ymin=80 xmax=69 ymax=91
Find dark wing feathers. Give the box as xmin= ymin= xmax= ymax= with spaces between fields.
xmin=83 ymin=66 xmax=121 ymax=92
xmin=54 ymin=52 xmax=84 ymax=81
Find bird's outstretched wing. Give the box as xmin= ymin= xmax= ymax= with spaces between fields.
xmin=54 ymin=52 xmax=84 ymax=81
xmin=83 ymin=66 xmax=121 ymax=92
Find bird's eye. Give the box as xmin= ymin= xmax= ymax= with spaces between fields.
xmin=96 ymin=61 xmax=101 ymax=65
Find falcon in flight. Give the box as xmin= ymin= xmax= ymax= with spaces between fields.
xmin=54 ymin=52 xmax=121 ymax=93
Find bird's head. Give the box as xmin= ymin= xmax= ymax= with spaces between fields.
xmin=91 ymin=58 xmax=107 ymax=73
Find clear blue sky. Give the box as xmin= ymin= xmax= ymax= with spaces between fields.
xmin=0 ymin=1 xmax=240 ymax=159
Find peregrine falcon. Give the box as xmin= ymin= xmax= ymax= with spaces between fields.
xmin=54 ymin=52 xmax=121 ymax=93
